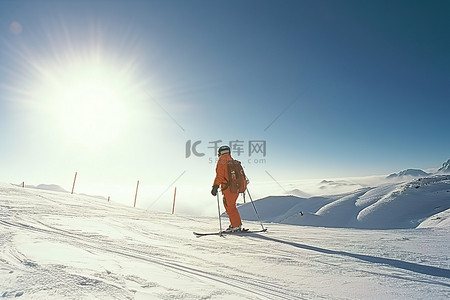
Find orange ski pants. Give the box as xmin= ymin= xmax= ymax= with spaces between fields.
xmin=222 ymin=189 xmax=242 ymax=228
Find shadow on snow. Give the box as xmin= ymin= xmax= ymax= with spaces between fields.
xmin=247 ymin=233 xmax=450 ymax=286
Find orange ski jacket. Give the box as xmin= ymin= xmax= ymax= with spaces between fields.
xmin=213 ymin=153 xmax=233 ymax=190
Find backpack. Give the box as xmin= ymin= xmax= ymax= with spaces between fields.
xmin=226 ymin=159 xmax=248 ymax=193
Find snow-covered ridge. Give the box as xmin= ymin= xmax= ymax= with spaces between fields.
xmin=12 ymin=183 xmax=107 ymax=200
xmin=438 ymin=158 xmax=450 ymax=173
xmin=12 ymin=183 xmax=68 ymax=193
xmin=239 ymin=175 xmax=450 ymax=229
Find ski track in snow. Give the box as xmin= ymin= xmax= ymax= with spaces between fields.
xmin=1 ymin=182 xmax=450 ymax=299
xmin=0 ymin=184 xmax=302 ymax=299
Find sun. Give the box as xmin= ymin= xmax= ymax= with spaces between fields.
xmin=34 ymin=57 xmax=142 ymax=149
xmin=4 ymin=20 xmax=149 ymax=152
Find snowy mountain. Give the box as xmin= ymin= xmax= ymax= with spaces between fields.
xmin=1 ymin=182 xmax=449 ymax=299
xmin=318 ymin=179 xmax=363 ymax=190
xmin=13 ymin=183 xmax=68 ymax=193
xmin=286 ymin=188 xmax=310 ymax=198
xmin=384 ymin=159 xmax=450 ymax=179
xmin=438 ymin=159 xmax=450 ymax=173
xmin=386 ymin=168 xmax=430 ymax=179
xmin=239 ymin=175 xmax=450 ymax=229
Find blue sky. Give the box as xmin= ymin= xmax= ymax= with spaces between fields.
xmin=0 ymin=0 xmax=449 ymax=212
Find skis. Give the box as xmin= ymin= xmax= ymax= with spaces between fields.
xmin=193 ymin=228 xmax=267 ymax=237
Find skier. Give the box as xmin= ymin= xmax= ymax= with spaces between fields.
xmin=211 ymin=145 xmax=243 ymax=232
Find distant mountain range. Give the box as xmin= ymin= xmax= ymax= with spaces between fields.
xmin=387 ymin=158 xmax=450 ymax=179
xmin=386 ymin=169 xmax=430 ymax=179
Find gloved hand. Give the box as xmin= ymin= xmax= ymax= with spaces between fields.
xmin=211 ymin=185 xmax=219 ymax=196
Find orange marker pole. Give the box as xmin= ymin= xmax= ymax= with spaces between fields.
xmin=71 ymin=172 xmax=77 ymax=194
xmin=172 ymin=187 xmax=177 ymax=214
xmin=134 ymin=180 xmax=140 ymax=207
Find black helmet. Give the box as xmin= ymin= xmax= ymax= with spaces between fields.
xmin=218 ymin=145 xmax=230 ymax=157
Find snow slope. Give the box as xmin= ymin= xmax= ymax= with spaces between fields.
xmin=239 ymin=175 xmax=450 ymax=229
xmin=1 ymin=182 xmax=450 ymax=299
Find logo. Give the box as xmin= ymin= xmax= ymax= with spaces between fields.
xmin=185 ymin=139 xmax=267 ymax=164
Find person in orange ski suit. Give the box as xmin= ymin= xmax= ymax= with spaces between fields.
xmin=211 ymin=145 xmax=242 ymax=231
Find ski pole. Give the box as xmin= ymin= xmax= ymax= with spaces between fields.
xmin=216 ymin=192 xmax=223 ymax=234
xmin=246 ymin=188 xmax=265 ymax=231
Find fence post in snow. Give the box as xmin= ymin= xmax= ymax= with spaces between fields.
xmin=172 ymin=187 xmax=177 ymax=214
xmin=71 ymin=172 xmax=77 ymax=194
xmin=134 ymin=180 xmax=139 ymax=207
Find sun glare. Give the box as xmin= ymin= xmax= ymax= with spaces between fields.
xmin=4 ymin=19 xmax=150 ymax=153
xmin=34 ymin=58 xmax=142 ymax=149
